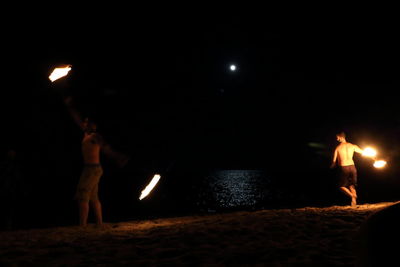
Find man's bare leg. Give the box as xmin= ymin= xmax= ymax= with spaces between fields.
xmin=340 ymin=186 xmax=353 ymax=198
xmin=351 ymin=198 xmax=357 ymax=207
xmin=79 ymin=201 xmax=89 ymax=227
xmin=340 ymin=187 xmax=356 ymax=206
xmin=350 ymin=185 xmax=357 ymax=206
xmin=349 ymin=185 xmax=357 ymax=199
xmin=90 ymin=199 xmax=103 ymax=226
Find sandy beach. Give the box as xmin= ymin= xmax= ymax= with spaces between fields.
xmin=0 ymin=202 xmax=396 ymax=266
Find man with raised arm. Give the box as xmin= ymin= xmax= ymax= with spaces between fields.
xmin=64 ymin=96 xmax=129 ymax=227
xmin=330 ymin=132 xmax=364 ymax=207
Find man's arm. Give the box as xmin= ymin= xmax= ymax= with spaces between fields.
xmin=102 ymin=144 xmax=130 ymax=168
xmin=63 ymin=96 xmax=85 ymax=131
xmin=330 ymin=148 xmax=338 ymax=169
xmin=353 ymin=144 xmax=364 ymax=154
xmin=96 ymin=134 xmax=130 ymax=168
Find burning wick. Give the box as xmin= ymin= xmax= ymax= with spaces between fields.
xmin=139 ymin=174 xmax=161 ymax=200
xmin=362 ymin=147 xmax=377 ymax=158
xmin=49 ymin=65 xmax=72 ymax=82
xmin=373 ymin=160 xmax=387 ymax=168
xmin=361 ymin=147 xmax=387 ymax=168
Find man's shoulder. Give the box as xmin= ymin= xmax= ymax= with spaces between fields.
xmin=343 ymin=142 xmax=355 ymax=146
xmin=346 ymin=143 xmax=361 ymax=151
xmin=94 ymin=133 xmax=105 ymax=144
xmin=92 ymin=132 xmax=102 ymax=138
xmin=337 ymin=142 xmax=355 ymax=149
xmin=85 ymin=133 xmax=104 ymax=143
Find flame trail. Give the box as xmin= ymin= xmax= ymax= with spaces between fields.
xmin=139 ymin=174 xmax=161 ymax=200
xmin=362 ymin=147 xmax=377 ymax=158
xmin=373 ymin=160 xmax=387 ymax=168
xmin=49 ymin=65 xmax=72 ymax=82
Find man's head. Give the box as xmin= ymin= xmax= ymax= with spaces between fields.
xmin=336 ymin=132 xmax=346 ymax=143
xmin=83 ymin=117 xmax=97 ymax=134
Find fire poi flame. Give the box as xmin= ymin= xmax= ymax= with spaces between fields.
xmin=362 ymin=147 xmax=377 ymax=158
xmin=49 ymin=65 xmax=72 ymax=82
xmin=361 ymin=147 xmax=387 ymax=168
xmin=139 ymin=174 xmax=161 ymax=200
xmin=373 ymin=160 xmax=387 ymax=168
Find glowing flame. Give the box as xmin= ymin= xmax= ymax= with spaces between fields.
xmin=362 ymin=147 xmax=377 ymax=158
xmin=373 ymin=160 xmax=387 ymax=168
xmin=139 ymin=174 xmax=161 ymax=200
xmin=49 ymin=65 xmax=72 ymax=82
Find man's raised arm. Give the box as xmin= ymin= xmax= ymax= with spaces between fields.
xmin=63 ymin=96 xmax=85 ymax=131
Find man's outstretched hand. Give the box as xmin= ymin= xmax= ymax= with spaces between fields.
xmin=116 ymin=155 xmax=130 ymax=169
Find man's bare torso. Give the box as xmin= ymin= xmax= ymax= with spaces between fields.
xmin=336 ymin=142 xmax=356 ymax=166
xmin=82 ymin=133 xmax=101 ymax=164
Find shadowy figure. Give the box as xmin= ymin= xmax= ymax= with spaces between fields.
xmin=0 ymin=149 xmax=27 ymax=230
xmin=330 ymin=132 xmax=364 ymax=206
xmin=63 ymin=96 xmax=129 ymax=227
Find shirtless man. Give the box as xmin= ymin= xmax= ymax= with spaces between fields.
xmin=64 ymin=96 xmax=129 ymax=227
xmin=330 ymin=132 xmax=364 ymax=206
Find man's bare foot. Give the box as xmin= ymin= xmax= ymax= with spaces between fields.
xmin=74 ymin=224 xmax=89 ymax=232
xmin=95 ymin=223 xmax=111 ymax=230
xmin=351 ymin=197 xmax=357 ymax=207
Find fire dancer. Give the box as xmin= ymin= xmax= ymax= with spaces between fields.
xmin=63 ymin=96 xmax=129 ymax=227
xmin=330 ymin=132 xmax=363 ymax=207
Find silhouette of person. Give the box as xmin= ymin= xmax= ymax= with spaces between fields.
xmin=63 ymin=96 xmax=129 ymax=227
xmin=330 ymin=132 xmax=363 ymax=206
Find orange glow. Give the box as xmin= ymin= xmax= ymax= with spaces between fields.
xmin=362 ymin=147 xmax=377 ymax=158
xmin=373 ymin=160 xmax=387 ymax=168
xmin=139 ymin=174 xmax=161 ymax=200
xmin=49 ymin=65 xmax=72 ymax=82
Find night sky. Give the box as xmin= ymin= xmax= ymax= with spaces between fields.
xmin=2 ymin=9 xmax=400 ymax=227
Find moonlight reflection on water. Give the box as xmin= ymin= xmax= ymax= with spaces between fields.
xmin=195 ymin=170 xmax=283 ymax=210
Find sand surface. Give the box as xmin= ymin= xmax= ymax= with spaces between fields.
xmin=0 ymin=202 xmax=396 ymax=266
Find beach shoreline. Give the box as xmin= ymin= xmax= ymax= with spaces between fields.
xmin=0 ymin=202 xmax=396 ymax=266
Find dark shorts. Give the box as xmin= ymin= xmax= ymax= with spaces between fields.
xmin=339 ymin=165 xmax=357 ymax=187
xmin=75 ymin=165 xmax=103 ymax=202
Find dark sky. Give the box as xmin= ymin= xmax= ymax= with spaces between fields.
xmin=3 ymin=9 xmax=400 ymax=171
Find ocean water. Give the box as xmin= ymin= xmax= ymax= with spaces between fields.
xmin=120 ymin=168 xmax=310 ymax=220
xmin=194 ymin=170 xmax=276 ymax=211
xmin=177 ymin=169 xmax=312 ymax=213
